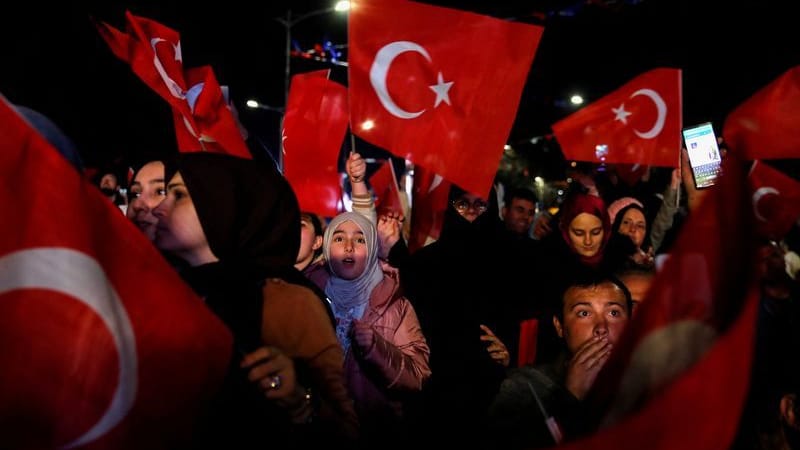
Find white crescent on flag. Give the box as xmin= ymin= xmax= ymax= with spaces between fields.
xmin=150 ymin=38 xmax=186 ymax=99
xmin=0 ymin=248 xmax=138 ymax=449
xmin=370 ymin=41 xmax=430 ymax=119
xmin=630 ymin=88 xmax=667 ymax=139
xmin=752 ymin=186 xmax=780 ymax=222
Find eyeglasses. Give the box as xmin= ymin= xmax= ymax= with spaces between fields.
xmin=452 ymin=199 xmax=489 ymax=213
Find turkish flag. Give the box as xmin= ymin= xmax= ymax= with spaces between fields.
xmin=369 ymin=160 xmax=404 ymax=217
xmin=552 ymin=68 xmax=683 ymax=168
xmin=349 ymin=0 xmax=542 ymax=198
xmin=748 ymin=160 xmax=800 ymax=241
xmin=96 ymin=11 xmax=251 ymax=158
xmin=283 ymin=70 xmax=348 ymax=218
xmin=554 ymin=155 xmax=757 ymax=449
xmin=171 ymin=65 xmax=252 ymax=158
xmin=0 ymin=97 xmax=232 ymax=448
xmin=723 ymin=65 xmax=800 ymax=160
xmin=408 ymin=164 xmax=450 ymax=253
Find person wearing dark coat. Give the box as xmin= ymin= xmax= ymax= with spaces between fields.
xmin=153 ymin=153 xmax=357 ymax=448
xmin=400 ymin=184 xmax=529 ymax=445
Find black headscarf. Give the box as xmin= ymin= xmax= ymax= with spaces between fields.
xmin=170 ymin=153 xmax=300 ymax=275
xmin=438 ymin=184 xmax=504 ymax=247
xmin=167 ymin=153 xmax=333 ymax=351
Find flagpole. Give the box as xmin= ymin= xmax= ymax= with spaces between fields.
xmin=274 ymin=2 xmax=351 ymax=109
xmin=676 ymin=145 xmax=682 ymax=207
xmin=275 ymin=2 xmax=350 ymax=174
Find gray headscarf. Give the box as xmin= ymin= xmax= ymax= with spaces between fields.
xmin=323 ymin=212 xmax=384 ymax=353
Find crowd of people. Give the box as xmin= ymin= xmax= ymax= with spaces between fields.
xmin=11 ymin=101 xmax=800 ymax=449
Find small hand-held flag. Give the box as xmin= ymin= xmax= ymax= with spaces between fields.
xmin=282 ymin=70 xmax=349 ymax=218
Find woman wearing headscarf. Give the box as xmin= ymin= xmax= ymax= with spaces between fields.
xmin=399 ymin=184 xmax=526 ymax=446
xmin=307 ymin=211 xmax=430 ymax=448
xmin=607 ymin=197 xmax=656 ymax=269
xmin=152 ymin=153 xmax=357 ymax=448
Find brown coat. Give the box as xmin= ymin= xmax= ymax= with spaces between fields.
xmin=261 ymin=278 xmax=359 ymax=441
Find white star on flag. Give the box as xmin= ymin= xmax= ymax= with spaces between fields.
xmin=429 ymin=72 xmax=454 ymax=107
xmin=612 ymin=103 xmax=632 ymax=124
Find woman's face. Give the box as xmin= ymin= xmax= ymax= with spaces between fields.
xmin=568 ymin=213 xmax=604 ymax=258
xmin=152 ymin=172 xmax=216 ymax=266
xmin=452 ymin=193 xmax=489 ymax=223
xmin=328 ymin=220 xmax=368 ymax=280
xmin=618 ymin=208 xmax=646 ymax=248
xmin=126 ymin=161 xmax=165 ymax=241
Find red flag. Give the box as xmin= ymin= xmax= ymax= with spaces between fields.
xmin=96 ymin=11 xmax=251 ymax=158
xmin=408 ymin=164 xmax=450 ymax=253
xmin=349 ymin=0 xmax=542 ymax=198
xmin=723 ymin=66 xmax=800 ymax=160
xmin=0 ymin=96 xmax=232 ymax=448
xmin=748 ymin=160 xmax=800 ymax=240
xmin=552 ymin=68 xmax=682 ymax=168
xmin=173 ymin=66 xmax=252 ymax=158
xmin=369 ymin=160 xmax=404 ymax=217
xmin=555 ymin=155 xmax=757 ymax=450
xmin=282 ymin=70 xmax=349 ymax=218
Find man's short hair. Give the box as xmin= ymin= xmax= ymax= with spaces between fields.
xmin=554 ymin=268 xmax=634 ymax=321
xmin=504 ymin=187 xmax=537 ymax=206
xmin=614 ymin=265 xmax=656 ymax=280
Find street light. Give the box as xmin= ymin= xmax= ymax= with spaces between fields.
xmin=245 ymin=99 xmax=284 ymax=114
xmin=275 ymin=1 xmax=350 ymax=107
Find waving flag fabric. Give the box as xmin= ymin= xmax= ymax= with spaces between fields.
xmin=349 ymin=0 xmax=542 ymax=198
xmin=723 ymin=65 xmax=800 ymax=160
xmin=283 ymin=70 xmax=348 ymax=218
xmin=408 ymin=164 xmax=450 ymax=253
xmin=96 ymin=11 xmax=251 ymax=158
xmin=748 ymin=160 xmax=800 ymax=241
xmin=552 ymin=68 xmax=682 ymax=168
xmin=369 ymin=159 xmax=404 ymax=217
xmin=0 ymin=95 xmax=232 ymax=449
xmin=554 ymin=155 xmax=757 ymax=450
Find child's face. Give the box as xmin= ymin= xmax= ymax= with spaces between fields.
xmin=328 ymin=220 xmax=368 ymax=280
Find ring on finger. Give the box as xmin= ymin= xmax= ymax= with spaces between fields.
xmin=267 ymin=374 xmax=282 ymax=390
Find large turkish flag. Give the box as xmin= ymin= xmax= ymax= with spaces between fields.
xmin=552 ymin=68 xmax=682 ymax=168
xmin=0 ymin=96 xmax=232 ymax=448
xmin=349 ymin=0 xmax=542 ymax=197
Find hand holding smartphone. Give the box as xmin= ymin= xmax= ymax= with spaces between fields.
xmin=682 ymin=122 xmax=722 ymax=189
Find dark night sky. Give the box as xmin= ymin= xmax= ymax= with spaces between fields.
xmin=2 ymin=0 xmax=796 ymax=177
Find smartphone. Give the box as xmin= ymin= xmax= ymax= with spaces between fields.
xmin=682 ymin=122 xmax=722 ymax=189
